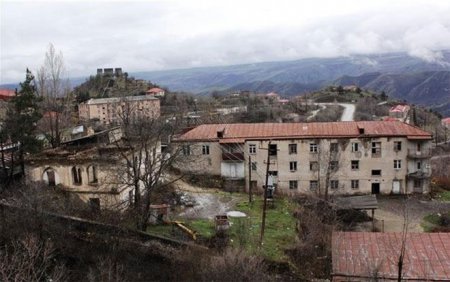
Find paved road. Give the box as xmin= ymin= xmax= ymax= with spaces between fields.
xmin=339 ymin=103 xmax=355 ymax=121
xmin=311 ymin=103 xmax=356 ymax=121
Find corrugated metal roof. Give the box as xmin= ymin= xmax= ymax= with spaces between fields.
xmin=332 ymin=232 xmax=450 ymax=280
xmin=175 ymin=121 xmax=432 ymax=142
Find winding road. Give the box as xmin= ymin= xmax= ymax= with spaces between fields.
xmin=308 ymin=103 xmax=356 ymax=121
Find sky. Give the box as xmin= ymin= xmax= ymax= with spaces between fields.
xmin=2 ymin=0 xmax=450 ymax=84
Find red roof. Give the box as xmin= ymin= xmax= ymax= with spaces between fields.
xmin=442 ymin=117 xmax=450 ymax=125
xmin=146 ymin=87 xmax=164 ymax=93
xmin=175 ymin=121 xmax=432 ymax=142
xmin=332 ymin=232 xmax=450 ymax=281
xmin=0 ymin=89 xmax=16 ymax=100
xmin=390 ymin=104 xmax=410 ymax=113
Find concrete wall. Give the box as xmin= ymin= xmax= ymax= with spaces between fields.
xmin=175 ymin=136 xmax=432 ymax=196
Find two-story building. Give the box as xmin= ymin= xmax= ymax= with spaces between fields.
xmin=78 ymin=95 xmax=160 ymax=125
xmin=173 ymin=121 xmax=432 ymax=196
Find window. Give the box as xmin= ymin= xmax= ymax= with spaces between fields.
xmin=351 ymin=160 xmax=359 ymax=170
xmin=89 ymin=198 xmax=100 ymax=212
xmin=289 ymin=161 xmax=297 ymax=171
xmin=371 ymin=169 xmax=382 ymax=176
xmin=371 ymin=142 xmax=381 ymax=158
xmin=394 ymin=141 xmax=402 ymax=151
xmin=310 ymin=161 xmax=319 ymax=171
xmin=269 ymin=144 xmax=277 ymax=156
xmin=351 ymin=180 xmax=359 ymax=189
xmin=330 ymin=143 xmax=339 ymax=153
xmin=414 ymin=179 xmax=422 ymax=188
xmin=72 ymin=166 xmax=82 ymax=185
xmin=288 ymin=144 xmax=297 ymax=154
xmin=182 ymin=145 xmax=191 ymax=156
xmin=394 ymin=160 xmax=402 ymax=169
xmin=329 ymin=161 xmax=339 ymax=171
xmin=330 ymin=180 xmax=339 ymax=190
xmin=249 ymin=144 xmax=256 ymax=154
xmin=289 ymin=180 xmax=298 ymax=190
xmin=251 ymin=162 xmax=257 ymax=171
xmin=310 ymin=143 xmax=318 ymax=153
xmin=309 ymin=180 xmax=318 ymax=190
xmin=87 ymin=165 xmax=98 ymax=184
xmin=417 ymin=142 xmax=422 ymax=152
xmin=417 ymin=161 xmax=422 ymax=170
xmin=202 ymin=145 xmax=210 ymax=155
xmin=351 ymin=142 xmax=359 ymax=152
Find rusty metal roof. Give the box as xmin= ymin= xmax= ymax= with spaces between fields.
xmin=332 ymin=232 xmax=450 ymax=281
xmin=174 ymin=121 xmax=432 ymax=142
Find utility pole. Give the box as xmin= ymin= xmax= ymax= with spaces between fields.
xmin=260 ymin=141 xmax=271 ymax=246
xmin=248 ymin=155 xmax=252 ymax=203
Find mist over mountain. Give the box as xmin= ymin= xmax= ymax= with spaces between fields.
xmin=132 ymin=51 xmax=450 ymax=114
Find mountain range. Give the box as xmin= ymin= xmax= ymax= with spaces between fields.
xmin=133 ymin=51 xmax=450 ymax=115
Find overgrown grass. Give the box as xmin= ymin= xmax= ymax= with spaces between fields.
xmin=230 ymin=197 xmax=297 ymax=261
xmin=145 ymin=193 xmax=297 ymax=262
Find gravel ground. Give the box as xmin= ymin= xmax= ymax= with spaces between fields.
xmin=373 ymin=196 xmax=450 ymax=232
xmin=174 ymin=179 xmax=243 ymax=219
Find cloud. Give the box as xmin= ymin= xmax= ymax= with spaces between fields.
xmin=1 ymin=0 xmax=450 ymax=83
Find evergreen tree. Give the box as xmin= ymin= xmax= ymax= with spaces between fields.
xmin=4 ymin=69 xmax=43 ymax=174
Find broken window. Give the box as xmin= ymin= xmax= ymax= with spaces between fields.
xmin=351 ymin=142 xmax=359 ymax=152
xmin=371 ymin=142 xmax=381 ymax=158
xmin=330 ymin=143 xmax=339 ymax=153
xmin=309 ymin=180 xmax=318 ymax=191
xmin=394 ymin=141 xmax=402 ymax=152
xmin=269 ymin=144 xmax=277 ymax=156
xmin=351 ymin=160 xmax=359 ymax=170
xmin=310 ymin=161 xmax=319 ymax=171
xmin=87 ymin=165 xmax=98 ymax=184
xmin=72 ymin=166 xmax=82 ymax=185
xmin=351 ymin=180 xmax=359 ymax=189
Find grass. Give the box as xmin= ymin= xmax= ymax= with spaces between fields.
xmin=421 ymin=211 xmax=450 ymax=232
xmin=437 ymin=191 xmax=450 ymax=202
xmin=145 ymin=192 xmax=298 ymax=262
xmin=229 ymin=197 xmax=297 ymax=261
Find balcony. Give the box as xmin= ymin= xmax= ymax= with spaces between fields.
xmin=407 ymin=149 xmax=431 ymax=159
xmin=407 ymin=169 xmax=431 ymax=179
xmin=222 ymin=152 xmax=244 ymax=161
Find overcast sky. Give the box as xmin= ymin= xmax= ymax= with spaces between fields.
xmin=2 ymin=0 xmax=450 ymax=84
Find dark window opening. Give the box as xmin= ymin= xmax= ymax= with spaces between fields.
xmin=269 ymin=144 xmax=277 ymax=156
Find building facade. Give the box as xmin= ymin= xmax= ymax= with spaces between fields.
xmin=173 ymin=121 xmax=433 ymax=196
xmin=78 ymin=95 xmax=160 ymax=125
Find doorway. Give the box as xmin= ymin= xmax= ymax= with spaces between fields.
xmin=371 ymin=183 xmax=380 ymax=194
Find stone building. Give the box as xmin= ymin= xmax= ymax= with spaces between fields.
xmin=173 ymin=121 xmax=432 ymax=195
xmin=78 ymin=95 xmax=160 ymax=125
xmin=25 ymin=128 xmax=159 ymax=210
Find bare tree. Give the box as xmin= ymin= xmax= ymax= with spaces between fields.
xmin=36 ymin=43 xmax=72 ymax=148
xmin=0 ymin=234 xmax=66 ymax=282
xmin=112 ymin=103 xmax=185 ymax=231
xmin=316 ymin=139 xmax=345 ymax=201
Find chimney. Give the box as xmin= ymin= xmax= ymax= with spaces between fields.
xmin=217 ymin=128 xmax=225 ymax=139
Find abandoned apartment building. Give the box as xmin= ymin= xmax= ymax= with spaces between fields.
xmin=173 ymin=121 xmax=432 ymax=195
xmin=78 ymin=95 xmax=160 ymax=125
xmin=24 ymin=127 xmax=157 ymax=210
